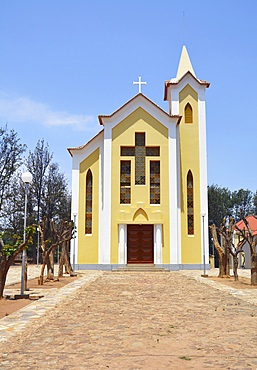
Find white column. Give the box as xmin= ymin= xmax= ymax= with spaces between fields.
xmin=198 ymin=90 xmax=209 ymax=262
xmin=98 ymin=140 xmax=104 ymax=263
xmin=101 ymin=125 xmax=112 ymax=264
xmin=119 ymin=224 xmax=126 ymax=264
xmin=71 ymin=158 xmax=80 ymax=265
xmin=155 ymin=224 xmax=162 ymax=264
xmin=169 ymin=123 xmax=178 ymax=264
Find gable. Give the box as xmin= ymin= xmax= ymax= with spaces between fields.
xmin=112 ymin=107 xmax=168 ymax=144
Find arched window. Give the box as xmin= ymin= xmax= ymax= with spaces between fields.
xmin=185 ymin=103 xmax=193 ymax=124
xmin=187 ymin=170 xmax=194 ymax=235
xmin=85 ymin=169 xmax=92 ymax=234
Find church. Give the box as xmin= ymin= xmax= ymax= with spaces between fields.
xmin=68 ymin=45 xmax=210 ymax=270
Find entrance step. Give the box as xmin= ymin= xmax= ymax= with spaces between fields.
xmin=112 ymin=264 xmax=170 ymax=272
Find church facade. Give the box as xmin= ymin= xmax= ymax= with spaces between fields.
xmin=68 ymin=46 xmax=210 ymax=270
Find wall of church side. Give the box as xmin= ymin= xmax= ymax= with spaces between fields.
xmin=111 ymin=107 xmax=170 ymax=264
xmin=179 ymin=84 xmax=202 ymax=264
xmin=78 ymin=148 xmax=99 ymax=264
xmin=198 ymin=91 xmax=209 ymax=262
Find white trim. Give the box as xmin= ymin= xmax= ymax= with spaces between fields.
xmin=176 ymin=124 xmax=181 ymax=264
xmin=155 ymin=224 xmax=162 ymax=264
xmin=101 ymin=94 xmax=179 ymax=129
xmin=118 ymin=224 xmax=126 ymax=264
xmin=98 ymin=139 xmax=104 ymax=263
xmin=168 ymin=123 xmax=178 ymax=264
xmin=198 ymin=90 xmax=209 ymax=262
xmin=71 ymin=164 xmax=79 ymax=265
xmin=102 ymin=126 xmax=112 ymax=263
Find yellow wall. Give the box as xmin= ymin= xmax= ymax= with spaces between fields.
xmin=111 ymin=107 xmax=170 ymax=264
xmin=179 ymin=84 xmax=201 ymax=263
xmin=78 ymin=148 xmax=99 ymax=263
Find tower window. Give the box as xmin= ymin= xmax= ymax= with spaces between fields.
xmin=150 ymin=161 xmax=160 ymax=204
xmin=85 ymin=169 xmax=92 ymax=234
xmin=120 ymin=161 xmax=131 ymax=204
xmin=187 ymin=170 xmax=194 ymax=235
xmin=185 ymin=103 xmax=193 ymax=124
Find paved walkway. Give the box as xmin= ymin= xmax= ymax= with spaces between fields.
xmin=0 ymin=269 xmax=256 ymax=368
xmin=5 ymin=264 xmax=59 ymax=286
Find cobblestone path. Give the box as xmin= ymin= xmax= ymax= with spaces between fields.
xmin=0 ymin=271 xmax=257 ymax=369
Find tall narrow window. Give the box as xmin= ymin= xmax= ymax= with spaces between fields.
xmin=85 ymin=169 xmax=92 ymax=234
xmin=120 ymin=161 xmax=131 ymax=204
xmin=185 ymin=103 xmax=193 ymax=123
xmin=150 ymin=161 xmax=160 ymax=204
xmin=187 ymin=170 xmax=194 ymax=235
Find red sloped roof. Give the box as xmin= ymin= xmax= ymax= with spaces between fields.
xmin=234 ymin=215 xmax=257 ymax=235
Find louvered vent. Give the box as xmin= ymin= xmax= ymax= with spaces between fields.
xmin=185 ymin=103 xmax=193 ymax=124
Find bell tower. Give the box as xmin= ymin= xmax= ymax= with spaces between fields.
xmin=164 ymin=45 xmax=210 ymax=266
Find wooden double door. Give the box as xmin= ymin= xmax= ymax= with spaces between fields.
xmin=127 ymin=224 xmax=154 ymax=264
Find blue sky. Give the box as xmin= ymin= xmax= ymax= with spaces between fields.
xmin=1 ymin=0 xmax=257 ymax=191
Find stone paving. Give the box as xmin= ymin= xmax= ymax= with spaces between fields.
xmin=0 ymin=269 xmax=256 ymax=368
xmin=5 ymin=264 xmax=59 ymax=286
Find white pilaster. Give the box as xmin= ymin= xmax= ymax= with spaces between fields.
xmin=70 ymin=158 xmax=80 ymax=265
xmin=154 ymin=224 xmax=162 ymax=264
xmin=176 ymin=124 xmax=181 ymax=264
xmin=168 ymin=123 xmax=179 ymax=264
xmin=118 ymin=224 xmax=126 ymax=264
xmin=102 ymin=126 xmax=112 ymax=263
xmin=98 ymin=139 xmax=104 ymax=263
xmin=198 ymin=90 xmax=209 ymax=262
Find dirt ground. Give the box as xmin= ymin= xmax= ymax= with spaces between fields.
xmin=0 ymin=275 xmax=78 ymax=319
xmin=208 ymin=275 xmax=257 ymax=289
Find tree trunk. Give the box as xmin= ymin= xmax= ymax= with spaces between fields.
xmin=58 ymin=249 xmax=64 ymax=278
xmin=251 ymin=254 xmax=257 ymax=285
xmin=219 ymin=254 xmax=226 ymax=278
xmin=63 ymin=241 xmax=73 ymax=275
xmin=46 ymin=252 xmax=54 ymax=280
xmin=39 ymin=262 xmax=45 ymax=285
xmin=225 ymin=247 xmax=230 ymax=276
xmin=233 ymin=255 xmax=238 ymax=281
xmin=0 ymin=263 xmax=9 ymax=299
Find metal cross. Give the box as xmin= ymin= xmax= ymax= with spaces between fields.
xmin=133 ymin=76 xmax=146 ymax=94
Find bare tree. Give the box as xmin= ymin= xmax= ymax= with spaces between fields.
xmin=27 ymin=140 xmax=52 ymax=262
xmin=235 ymin=212 xmax=257 ymax=285
xmin=219 ymin=217 xmax=243 ymax=281
xmin=37 ymin=218 xmax=74 ymax=285
xmin=209 ymin=224 xmax=228 ymax=277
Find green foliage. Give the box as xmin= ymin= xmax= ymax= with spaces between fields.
xmin=1 ymin=225 xmax=36 ymax=257
xmin=208 ymin=185 xmax=255 ymax=226
xmin=0 ymin=125 xmax=26 ymax=213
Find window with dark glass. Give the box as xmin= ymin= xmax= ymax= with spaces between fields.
xmin=185 ymin=103 xmax=193 ymax=124
xmin=187 ymin=170 xmax=194 ymax=235
xmin=150 ymin=161 xmax=160 ymax=204
xmin=85 ymin=169 xmax=92 ymax=234
xmin=121 ymin=133 xmax=160 ymax=186
xmin=120 ymin=161 xmax=131 ymax=204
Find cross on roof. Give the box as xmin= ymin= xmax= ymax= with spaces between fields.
xmin=133 ymin=76 xmax=146 ymax=94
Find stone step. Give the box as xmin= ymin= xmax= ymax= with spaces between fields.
xmin=112 ymin=265 xmax=170 ymax=272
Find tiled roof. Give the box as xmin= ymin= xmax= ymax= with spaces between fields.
xmin=235 ymin=215 xmax=257 ymax=236
xmin=67 ymin=129 xmax=104 ymax=157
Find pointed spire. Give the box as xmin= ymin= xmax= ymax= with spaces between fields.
xmin=176 ymin=45 xmax=195 ymax=80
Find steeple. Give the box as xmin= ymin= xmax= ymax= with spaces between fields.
xmin=176 ymin=45 xmax=195 ymax=80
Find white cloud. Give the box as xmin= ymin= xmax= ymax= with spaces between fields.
xmin=0 ymin=92 xmax=96 ymax=131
